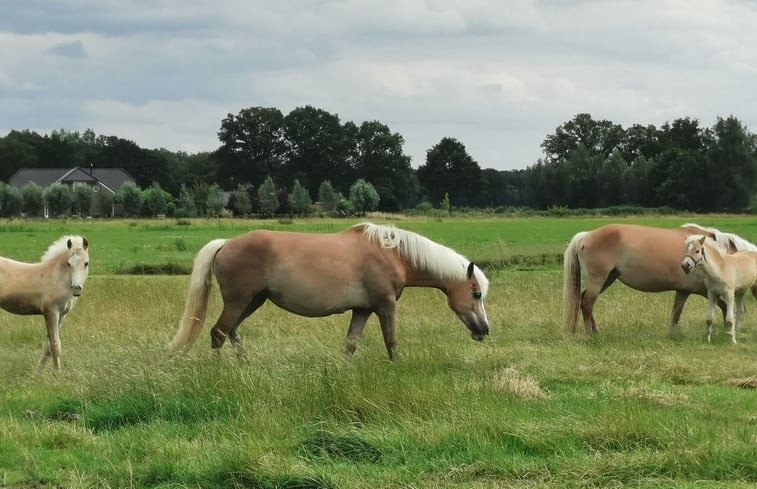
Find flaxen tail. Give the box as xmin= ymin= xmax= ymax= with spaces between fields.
xmin=168 ymin=239 xmax=227 ymax=352
xmin=563 ymin=231 xmax=587 ymax=333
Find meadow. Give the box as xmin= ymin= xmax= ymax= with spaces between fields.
xmin=0 ymin=216 xmax=756 ymax=488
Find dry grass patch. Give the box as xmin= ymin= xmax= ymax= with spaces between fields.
xmin=728 ymin=377 xmax=757 ymax=389
xmin=490 ymin=367 xmax=549 ymax=400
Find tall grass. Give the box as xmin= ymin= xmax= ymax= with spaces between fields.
xmin=1 ymin=266 xmax=756 ymax=487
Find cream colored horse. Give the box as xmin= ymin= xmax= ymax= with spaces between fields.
xmin=0 ymin=236 xmax=89 ymax=369
xmin=682 ymin=235 xmax=757 ymax=343
xmin=169 ymin=223 xmax=489 ymax=360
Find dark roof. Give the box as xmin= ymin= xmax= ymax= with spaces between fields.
xmin=9 ymin=167 xmax=135 ymax=192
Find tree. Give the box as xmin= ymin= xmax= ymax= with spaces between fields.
xmin=349 ymin=179 xmax=380 ymax=215
xmin=318 ymin=180 xmax=339 ymax=214
xmin=353 ymin=120 xmax=417 ymax=211
xmin=258 ymin=176 xmax=278 ymax=216
xmin=44 ymin=183 xmax=72 ymax=217
xmin=541 ymin=113 xmax=624 ymax=163
xmin=21 ymin=182 xmax=44 ymax=217
xmin=141 ymin=183 xmax=170 ymax=217
xmin=230 ymin=184 xmax=252 ymax=216
xmin=215 ymin=107 xmax=287 ymax=188
xmin=705 ymin=116 xmax=757 ymax=211
xmin=283 ymin=106 xmax=355 ymax=197
xmin=92 ymin=187 xmax=114 ymax=217
xmin=175 ymin=184 xmax=197 ymax=218
xmin=0 ymin=183 xmax=23 ymax=217
xmin=72 ymin=182 xmax=94 ymax=217
xmin=116 ymin=181 xmax=143 ymax=217
xmin=206 ymin=184 xmax=227 ymax=217
xmin=416 ymin=137 xmax=482 ymax=207
xmin=288 ymin=179 xmax=312 ymax=215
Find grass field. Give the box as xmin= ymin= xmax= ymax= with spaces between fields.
xmin=1 ymin=216 xmax=756 ymax=488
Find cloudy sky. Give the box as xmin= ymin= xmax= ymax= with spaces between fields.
xmin=2 ymin=0 xmax=756 ymax=171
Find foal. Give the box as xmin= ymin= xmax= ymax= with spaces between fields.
xmin=682 ymin=235 xmax=757 ymax=343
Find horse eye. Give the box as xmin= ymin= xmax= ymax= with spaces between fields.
xmin=472 ymin=292 xmax=482 ymax=300
xmin=85 ymin=262 xmax=89 ymax=267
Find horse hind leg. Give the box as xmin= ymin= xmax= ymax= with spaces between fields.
xmin=580 ymin=270 xmax=618 ymax=334
xmin=669 ymin=291 xmax=689 ymax=335
xmin=345 ymin=308 xmax=372 ymax=357
xmin=211 ymin=294 xmax=266 ymax=350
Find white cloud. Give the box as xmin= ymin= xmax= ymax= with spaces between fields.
xmin=2 ymin=0 xmax=757 ymax=170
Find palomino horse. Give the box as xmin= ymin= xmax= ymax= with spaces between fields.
xmin=169 ymin=223 xmax=489 ymax=359
xmin=0 ymin=236 xmax=89 ymax=369
xmin=563 ymin=223 xmax=757 ymax=334
xmin=682 ymin=235 xmax=757 ymax=343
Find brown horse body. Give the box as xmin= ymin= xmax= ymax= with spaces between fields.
xmin=169 ymin=223 xmax=489 ymax=359
xmin=563 ymin=223 xmax=757 ymax=334
xmin=0 ymin=236 xmax=89 ymax=369
xmin=682 ymin=235 xmax=757 ymax=343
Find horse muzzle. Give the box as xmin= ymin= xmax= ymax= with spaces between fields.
xmin=470 ymin=322 xmax=489 ymax=341
xmin=681 ymin=257 xmax=696 ymax=274
xmin=71 ymin=285 xmax=83 ymax=297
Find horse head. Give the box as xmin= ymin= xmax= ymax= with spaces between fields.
xmin=682 ymin=235 xmax=707 ymax=274
xmin=65 ymin=237 xmax=90 ymax=296
xmin=446 ymin=262 xmax=489 ymax=341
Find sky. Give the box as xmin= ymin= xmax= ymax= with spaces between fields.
xmin=2 ymin=0 xmax=757 ymax=171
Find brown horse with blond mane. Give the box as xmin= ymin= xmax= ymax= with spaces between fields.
xmin=563 ymin=223 xmax=757 ymax=334
xmin=169 ymin=223 xmax=489 ymax=359
xmin=0 ymin=236 xmax=89 ymax=369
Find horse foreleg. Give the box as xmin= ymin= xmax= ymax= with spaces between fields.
xmin=38 ymin=337 xmax=51 ymax=369
xmin=345 ymin=309 xmax=371 ymax=356
xmin=376 ymin=304 xmax=398 ymax=361
xmin=669 ymin=291 xmax=689 ymax=335
xmin=706 ymin=293 xmax=717 ymax=343
xmin=724 ymin=292 xmax=737 ymax=344
xmin=42 ymin=310 xmax=62 ymax=370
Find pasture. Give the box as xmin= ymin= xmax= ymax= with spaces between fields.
xmin=1 ymin=216 xmax=756 ymax=488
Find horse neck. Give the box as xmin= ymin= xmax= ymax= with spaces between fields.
xmin=403 ymin=264 xmax=453 ymax=292
xmin=701 ymin=244 xmax=727 ymax=278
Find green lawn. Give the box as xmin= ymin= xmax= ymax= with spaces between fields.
xmin=0 ymin=217 xmax=756 ymax=488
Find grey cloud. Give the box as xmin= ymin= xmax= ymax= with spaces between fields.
xmin=46 ymin=40 xmax=86 ymax=58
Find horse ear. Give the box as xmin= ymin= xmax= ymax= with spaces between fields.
xmin=699 ymin=236 xmax=706 ymax=245
xmin=467 ymin=262 xmax=475 ymax=279
xmin=82 ymin=237 xmax=89 ymax=249
xmin=67 ymin=238 xmax=73 ymax=249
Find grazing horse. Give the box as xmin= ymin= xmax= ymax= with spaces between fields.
xmin=563 ymin=223 xmax=757 ymax=334
xmin=169 ymin=223 xmax=489 ymax=359
xmin=0 ymin=236 xmax=89 ymax=369
xmin=681 ymin=235 xmax=757 ymax=343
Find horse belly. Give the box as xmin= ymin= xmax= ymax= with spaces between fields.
xmin=617 ymin=262 xmax=704 ymax=294
xmin=0 ymin=295 xmax=42 ymax=315
xmin=267 ymin=280 xmax=371 ymax=317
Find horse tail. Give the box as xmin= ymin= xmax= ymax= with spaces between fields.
xmin=563 ymin=231 xmax=588 ymax=333
xmin=168 ymin=239 xmax=227 ymax=352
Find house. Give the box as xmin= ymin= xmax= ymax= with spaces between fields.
xmin=9 ymin=166 xmax=136 ymax=217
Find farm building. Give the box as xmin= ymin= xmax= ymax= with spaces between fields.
xmin=9 ymin=166 xmax=135 ymax=217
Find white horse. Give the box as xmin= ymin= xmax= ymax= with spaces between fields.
xmin=682 ymin=235 xmax=757 ymax=344
xmin=0 ymin=236 xmax=89 ymax=369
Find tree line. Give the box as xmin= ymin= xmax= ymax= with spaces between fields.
xmin=1 ymin=108 xmax=756 ymax=215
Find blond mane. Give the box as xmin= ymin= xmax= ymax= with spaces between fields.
xmin=356 ymin=222 xmax=489 ymax=296
xmin=682 ymin=223 xmax=757 ymax=252
xmin=41 ymin=235 xmax=86 ymax=262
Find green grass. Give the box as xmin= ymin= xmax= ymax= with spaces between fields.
xmin=1 ymin=217 xmax=756 ymax=487
xmin=2 ymin=215 xmax=757 ymax=274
